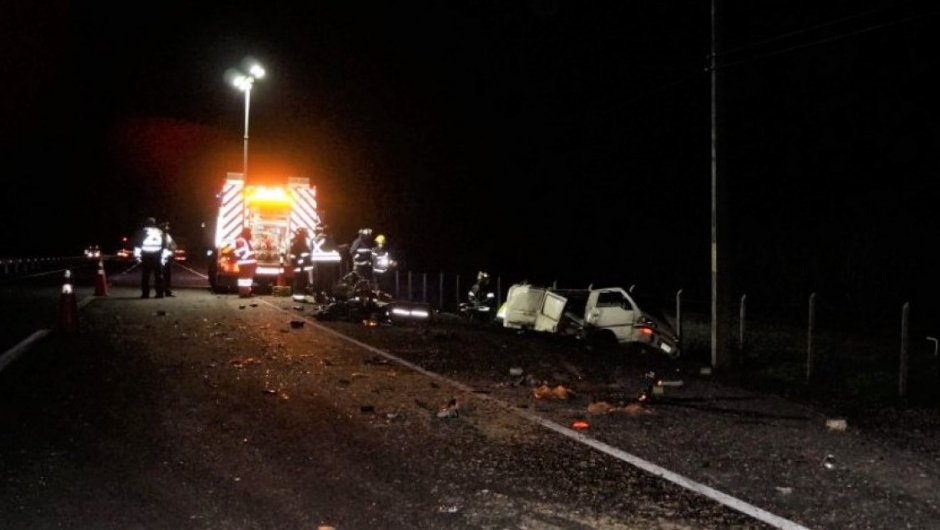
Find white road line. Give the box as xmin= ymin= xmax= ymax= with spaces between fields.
xmin=266 ymin=299 xmax=811 ymax=530
xmin=0 ymin=330 xmax=50 ymax=374
xmin=0 ymin=295 xmax=96 ymax=374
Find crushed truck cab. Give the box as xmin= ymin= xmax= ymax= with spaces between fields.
xmin=497 ymin=283 xmax=680 ymax=358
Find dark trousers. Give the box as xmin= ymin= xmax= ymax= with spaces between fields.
xmin=163 ymin=261 xmax=173 ymax=294
xmin=292 ymin=265 xmax=308 ymax=294
xmin=140 ymin=253 xmax=164 ymax=297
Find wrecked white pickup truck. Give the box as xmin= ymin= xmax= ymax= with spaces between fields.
xmin=496 ymin=283 xmax=680 ymax=358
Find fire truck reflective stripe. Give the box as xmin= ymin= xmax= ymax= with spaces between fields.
xmin=289 ymin=187 xmax=320 ymax=235
xmin=217 ymin=178 xmax=245 ymax=247
xmin=256 ymin=266 xmax=282 ymax=275
xmin=237 ymin=278 xmax=253 ymax=287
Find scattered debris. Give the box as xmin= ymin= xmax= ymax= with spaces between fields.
xmin=532 ymin=383 xmax=573 ymax=400
xmin=289 ymin=320 xmax=305 ymax=329
xmin=437 ymin=398 xmax=460 ymax=419
xmin=775 ymin=486 xmax=793 ymax=495
xmin=437 ymin=505 xmax=459 ymax=514
xmin=292 ymin=305 xmax=304 ymax=311
xmin=700 ymin=366 xmax=712 ymax=375
xmin=262 ymin=389 xmax=277 ymax=395
xmin=587 ymin=401 xmax=616 ymax=415
xmin=657 ymin=379 xmax=684 ymax=387
xmin=360 ymin=405 xmax=375 ymax=414
xmin=230 ymin=357 xmax=258 ymax=368
xmin=587 ymin=401 xmax=650 ymax=416
xmin=823 ymin=453 xmax=836 ymax=470
xmin=509 ymin=367 xmax=523 ymax=376
xmin=826 ymin=418 xmax=848 ymax=431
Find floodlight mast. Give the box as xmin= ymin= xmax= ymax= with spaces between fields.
xmin=230 ymin=63 xmax=265 ymax=180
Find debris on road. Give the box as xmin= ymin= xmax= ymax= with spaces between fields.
xmin=436 ymin=398 xmax=460 ymax=419
xmin=826 ymin=418 xmax=848 ymax=431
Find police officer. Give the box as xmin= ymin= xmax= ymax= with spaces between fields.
xmin=133 ymin=217 xmax=167 ymax=298
xmin=159 ymin=221 xmax=178 ymax=297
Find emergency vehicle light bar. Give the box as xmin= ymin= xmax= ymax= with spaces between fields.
xmin=245 ymin=186 xmax=292 ymax=205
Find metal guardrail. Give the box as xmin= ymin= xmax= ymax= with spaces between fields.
xmin=0 ymin=257 xmax=80 ymax=277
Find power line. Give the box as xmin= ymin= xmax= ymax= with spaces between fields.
xmin=716 ymin=7 xmax=940 ymax=70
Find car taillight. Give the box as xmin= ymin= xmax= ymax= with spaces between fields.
xmin=638 ymin=326 xmax=653 ymax=336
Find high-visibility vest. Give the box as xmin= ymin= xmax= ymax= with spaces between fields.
xmin=372 ymin=248 xmax=391 ymax=274
xmin=234 ymin=236 xmax=257 ymax=265
xmin=134 ymin=227 xmax=165 ymax=258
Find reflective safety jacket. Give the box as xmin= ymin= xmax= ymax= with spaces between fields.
xmin=162 ymin=233 xmax=178 ymax=265
xmin=350 ymin=235 xmax=373 ymax=269
xmin=289 ymin=235 xmax=311 ymax=271
xmin=234 ymin=236 xmax=257 ymax=265
xmin=372 ymin=247 xmax=393 ymax=275
xmin=134 ymin=226 xmax=166 ymax=260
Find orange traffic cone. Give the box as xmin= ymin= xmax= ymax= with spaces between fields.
xmin=94 ymin=259 xmax=108 ymax=296
xmin=57 ymin=269 xmax=79 ymax=333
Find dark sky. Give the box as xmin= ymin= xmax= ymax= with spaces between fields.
xmin=3 ymin=1 xmax=939 ymax=313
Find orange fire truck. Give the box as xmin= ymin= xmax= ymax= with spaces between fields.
xmin=207 ymin=172 xmax=341 ymax=293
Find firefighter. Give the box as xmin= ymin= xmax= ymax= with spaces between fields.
xmin=233 ymin=227 xmax=257 ymax=298
xmin=159 ymin=221 xmax=177 ymax=297
xmin=349 ymin=228 xmax=374 ymax=281
xmin=468 ymin=271 xmax=491 ymax=307
xmin=371 ymin=233 xmax=396 ymax=292
xmin=289 ymin=227 xmax=311 ymax=300
xmin=133 ymin=217 xmax=167 ymax=299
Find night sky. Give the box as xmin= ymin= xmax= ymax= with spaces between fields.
xmin=4 ymin=1 xmax=939 ymax=316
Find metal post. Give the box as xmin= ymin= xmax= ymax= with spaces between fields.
xmin=497 ymin=276 xmax=502 ymax=308
xmin=806 ymin=292 xmax=816 ymax=383
xmin=407 ymin=271 xmax=413 ymax=301
xmin=456 ymin=274 xmax=461 ymax=311
xmin=439 ymin=272 xmax=444 ymax=309
xmin=675 ymin=289 xmax=683 ymax=342
xmin=899 ymin=302 xmax=910 ymax=400
xmin=422 ymin=272 xmax=427 ymax=303
xmin=243 ymin=87 xmax=251 ymax=180
xmin=739 ymin=294 xmax=747 ymax=351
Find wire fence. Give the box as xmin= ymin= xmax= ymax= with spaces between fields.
xmin=383 ymin=268 xmax=940 ymax=409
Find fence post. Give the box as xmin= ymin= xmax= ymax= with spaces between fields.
xmin=899 ymin=302 xmax=910 ymax=400
xmin=806 ymin=292 xmax=816 ymax=383
xmin=455 ymin=274 xmax=461 ymax=312
xmin=739 ymin=294 xmax=747 ymax=352
xmin=407 ymin=271 xmax=413 ymax=301
xmin=422 ymin=272 xmax=427 ymax=303
xmin=675 ymin=289 xmax=683 ymax=342
xmin=439 ymin=272 xmax=444 ymax=309
xmin=497 ymin=276 xmax=502 ymax=308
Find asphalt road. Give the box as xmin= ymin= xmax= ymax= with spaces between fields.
xmin=1 ymin=265 xmax=938 ymax=529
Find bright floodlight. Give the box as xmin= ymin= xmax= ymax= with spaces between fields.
xmin=233 ymin=74 xmax=253 ymax=91
xmin=249 ymin=64 xmax=265 ymax=79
